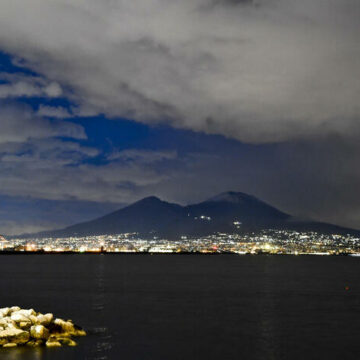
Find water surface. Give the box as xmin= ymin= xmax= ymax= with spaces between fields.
xmin=0 ymin=254 xmax=359 ymax=359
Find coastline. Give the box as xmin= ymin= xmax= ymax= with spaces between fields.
xmin=0 ymin=250 xmax=355 ymax=256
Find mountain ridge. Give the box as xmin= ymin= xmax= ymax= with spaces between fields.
xmin=10 ymin=191 xmax=360 ymax=238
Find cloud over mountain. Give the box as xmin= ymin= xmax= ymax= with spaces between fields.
xmin=0 ymin=1 xmax=359 ymax=234
xmin=0 ymin=0 xmax=359 ymax=142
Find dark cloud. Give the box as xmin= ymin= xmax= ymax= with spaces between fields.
xmin=146 ymin=136 xmax=360 ymax=230
xmin=0 ymin=0 xmax=359 ymax=234
xmin=0 ymin=124 xmax=359 ymax=233
xmin=212 ymin=0 xmax=255 ymax=6
xmin=0 ymin=0 xmax=358 ymax=143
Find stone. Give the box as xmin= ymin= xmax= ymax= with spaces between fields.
xmin=27 ymin=339 xmax=43 ymax=347
xmin=0 ymin=328 xmax=30 ymax=344
xmin=54 ymin=319 xmax=76 ymax=334
xmin=19 ymin=321 xmax=31 ymax=329
xmin=11 ymin=312 xmax=31 ymax=324
xmin=74 ymin=329 xmax=87 ymax=337
xmin=30 ymin=325 xmax=49 ymax=340
xmin=15 ymin=309 xmax=36 ymax=317
xmin=6 ymin=321 xmax=17 ymax=329
xmin=9 ymin=306 xmax=20 ymax=314
xmin=37 ymin=313 xmax=53 ymax=326
xmin=29 ymin=315 xmax=38 ymax=324
xmin=0 ymin=308 xmax=10 ymax=317
xmin=0 ymin=306 xmax=86 ymax=349
xmin=58 ymin=337 xmax=77 ymax=346
xmin=46 ymin=339 xmax=62 ymax=347
xmin=3 ymin=342 xmax=17 ymax=348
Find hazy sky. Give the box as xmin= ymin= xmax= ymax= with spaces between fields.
xmin=0 ymin=0 xmax=359 ymax=234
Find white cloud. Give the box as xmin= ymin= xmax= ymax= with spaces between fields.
xmin=0 ymin=0 xmax=358 ymax=143
xmin=0 ymin=103 xmax=86 ymax=144
xmin=37 ymin=105 xmax=72 ymax=118
xmin=0 ymin=137 xmax=179 ymax=204
xmin=108 ymin=149 xmax=177 ymax=163
xmin=0 ymin=0 xmax=359 ymax=233
xmin=0 ymin=73 xmax=63 ymax=99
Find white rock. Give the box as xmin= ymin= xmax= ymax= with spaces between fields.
xmin=0 ymin=328 xmax=30 ymax=344
xmin=0 ymin=306 xmax=85 ymax=348
xmin=3 ymin=342 xmax=17 ymax=348
xmin=26 ymin=339 xmax=43 ymax=347
xmin=9 ymin=307 xmax=20 ymax=314
xmin=46 ymin=339 xmax=62 ymax=347
xmin=58 ymin=337 xmax=77 ymax=346
xmin=54 ymin=319 xmax=75 ymax=333
xmin=37 ymin=313 xmax=53 ymax=327
xmin=19 ymin=321 xmax=31 ymax=330
xmin=11 ymin=313 xmax=31 ymax=324
xmin=30 ymin=325 xmax=49 ymax=340
xmin=17 ymin=309 xmax=36 ymax=317
xmin=6 ymin=322 xmax=17 ymax=329
xmin=29 ymin=315 xmax=38 ymax=324
xmin=0 ymin=308 xmax=10 ymax=317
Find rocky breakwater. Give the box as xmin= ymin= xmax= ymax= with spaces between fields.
xmin=0 ymin=306 xmax=86 ymax=348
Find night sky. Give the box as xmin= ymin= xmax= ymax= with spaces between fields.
xmin=0 ymin=0 xmax=359 ymax=235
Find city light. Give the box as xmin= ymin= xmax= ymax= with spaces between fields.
xmin=0 ymin=230 xmax=359 ymax=256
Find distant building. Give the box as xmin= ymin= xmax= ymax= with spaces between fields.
xmin=0 ymin=235 xmax=10 ymax=250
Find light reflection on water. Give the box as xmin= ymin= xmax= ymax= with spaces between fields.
xmin=0 ymin=347 xmax=45 ymax=360
xmin=256 ymin=258 xmax=278 ymax=360
xmin=90 ymin=255 xmax=113 ymax=360
xmin=1 ymin=254 xmax=360 ymax=360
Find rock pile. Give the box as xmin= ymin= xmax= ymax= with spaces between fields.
xmin=0 ymin=307 xmax=86 ymax=348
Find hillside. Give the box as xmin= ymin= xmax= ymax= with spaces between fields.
xmin=15 ymin=192 xmax=360 ymax=239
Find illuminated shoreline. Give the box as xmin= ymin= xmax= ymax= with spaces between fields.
xmin=0 ymin=250 xmax=358 ymax=256
xmin=2 ymin=229 xmax=360 ymax=256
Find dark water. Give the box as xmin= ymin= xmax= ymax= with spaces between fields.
xmin=0 ymin=254 xmax=360 ymax=360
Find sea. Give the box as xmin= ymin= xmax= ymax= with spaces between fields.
xmin=0 ymin=254 xmax=359 ymax=360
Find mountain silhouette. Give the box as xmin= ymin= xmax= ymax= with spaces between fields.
xmin=17 ymin=191 xmax=359 ymax=238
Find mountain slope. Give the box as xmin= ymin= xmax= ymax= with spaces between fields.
xmin=36 ymin=196 xmax=187 ymax=238
xmin=179 ymin=191 xmax=290 ymax=235
xmin=17 ymin=191 xmax=360 ymax=238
